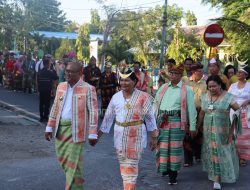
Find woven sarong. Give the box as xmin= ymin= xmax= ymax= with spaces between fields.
xmin=117 ymin=153 xmax=139 ymax=190
xmin=236 ymin=110 xmax=250 ymax=160
xmin=55 ymin=120 xmax=84 ymax=190
xmin=156 ymin=116 xmax=185 ymax=172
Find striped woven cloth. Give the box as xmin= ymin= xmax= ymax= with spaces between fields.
xmin=55 ymin=122 xmax=84 ymax=190
xmin=156 ymin=116 xmax=185 ymax=172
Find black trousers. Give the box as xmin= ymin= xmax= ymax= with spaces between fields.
xmin=184 ymin=132 xmax=202 ymax=164
xmin=169 ymin=170 xmax=178 ymax=182
xmin=39 ymin=91 xmax=51 ymax=120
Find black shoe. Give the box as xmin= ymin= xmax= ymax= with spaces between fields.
xmin=162 ymin=171 xmax=169 ymax=177
xmin=44 ymin=117 xmax=48 ymax=122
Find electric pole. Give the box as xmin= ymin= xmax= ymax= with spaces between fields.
xmin=160 ymin=0 xmax=167 ymax=69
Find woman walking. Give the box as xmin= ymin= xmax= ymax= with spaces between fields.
xmin=228 ymin=64 xmax=250 ymax=166
xmin=198 ymin=75 xmax=241 ymax=190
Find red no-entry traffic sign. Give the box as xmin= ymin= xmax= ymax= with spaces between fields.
xmin=204 ymin=24 xmax=224 ymax=47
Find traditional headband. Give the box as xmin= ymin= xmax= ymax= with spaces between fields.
xmin=168 ymin=63 xmax=184 ymax=74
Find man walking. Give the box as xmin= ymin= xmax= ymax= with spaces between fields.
xmin=154 ymin=63 xmax=197 ymax=185
xmin=45 ymin=61 xmax=98 ymax=190
xmin=183 ymin=63 xmax=207 ymax=166
xmin=37 ymin=58 xmax=58 ymax=122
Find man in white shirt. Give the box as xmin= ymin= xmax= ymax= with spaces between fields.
xmin=45 ymin=61 xmax=98 ymax=189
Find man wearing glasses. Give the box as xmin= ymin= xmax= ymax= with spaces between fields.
xmin=45 ymin=62 xmax=98 ymax=189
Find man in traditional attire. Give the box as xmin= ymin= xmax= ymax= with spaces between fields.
xmin=183 ymin=63 xmax=207 ymax=166
xmin=83 ymin=56 xmax=101 ymax=90
xmin=98 ymin=64 xmax=158 ymax=190
xmin=45 ymin=62 xmax=98 ymax=190
xmin=154 ymin=63 xmax=197 ymax=185
xmin=99 ymin=62 xmax=118 ymax=117
xmin=209 ymin=57 xmax=230 ymax=89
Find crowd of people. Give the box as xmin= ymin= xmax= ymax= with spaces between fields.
xmin=40 ymin=53 xmax=250 ymax=190
xmin=1 ymin=49 xmax=249 ymax=190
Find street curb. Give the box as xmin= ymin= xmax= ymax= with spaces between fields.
xmin=0 ymin=100 xmax=40 ymax=122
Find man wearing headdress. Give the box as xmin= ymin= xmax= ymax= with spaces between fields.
xmin=183 ymin=63 xmax=207 ymax=167
xmin=83 ymin=56 xmax=101 ymax=90
xmin=98 ymin=63 xmax=158 ymax=190
xmin=209 ymin=57 xmax=230 ymax=89
xmin=99 ymin=62 xmax=118 ymax=117
xmin=154 ymin=63 xmax=197 ymax=185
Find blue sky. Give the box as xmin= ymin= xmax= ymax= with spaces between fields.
xmin=58 ymin=0 xmax=222 ymax=26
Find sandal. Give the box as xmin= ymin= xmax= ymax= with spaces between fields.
xmin=213 ymin=182 xmax=221 ymax=190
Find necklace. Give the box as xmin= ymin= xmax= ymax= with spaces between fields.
xmin=124 ymin=98 xmax=132 ymax=110
xmin=208 ymin=92 xmax=221 ymax=111
xmin=123 ymin=90 xmax=134 ymax=110
xmin=210 ymin=95 xmax=220 ymax=104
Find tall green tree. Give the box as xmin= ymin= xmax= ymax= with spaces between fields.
xmin=0 ymin=0 xmax=24 ymax=50
xmin=111 ymin=4 xmax=183 ymax=67
xmin=75 ymin=23 xmax=90 ymax=61
xmin=167 ymin=26 xmax=203 ymax=64
xmin=89 ymin=9 xmax=102 ymax=33
xmin=186 ymin=10 xmax=197 ymax=26
xmin=20 ymin=0 xmax=67 ymax=32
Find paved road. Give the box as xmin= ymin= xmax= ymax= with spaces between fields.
xmin=0 ymin=86 xmax=39 ymax=116
xmin=0 ymin=87 xmax=249 ymax=190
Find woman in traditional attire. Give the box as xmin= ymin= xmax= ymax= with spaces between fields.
xmin=228 ymin=64 xmax=250 ymax=166
xmin=13 ymin=56 xmax=24 ymax=91
xmin=197 ymin=75 xmax=241 ymax=190
xmin=99 ymin=62 xmax=118 ymax=117
xmin=98 ymin=64 xmax=158 ymax=190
